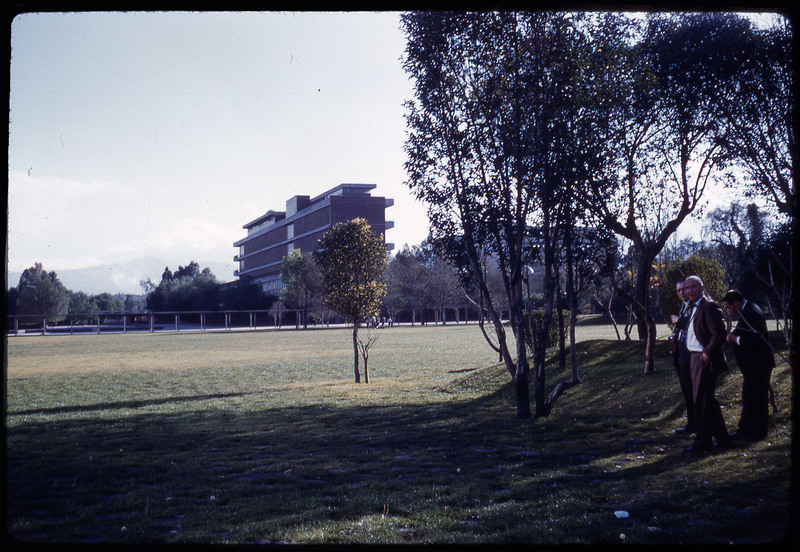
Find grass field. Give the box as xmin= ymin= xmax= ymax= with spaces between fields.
xmin=4 ymin=321 xmax=794 ymax=545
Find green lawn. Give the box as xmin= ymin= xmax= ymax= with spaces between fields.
xmin=4 ymin=322 xmax=793 ymax=545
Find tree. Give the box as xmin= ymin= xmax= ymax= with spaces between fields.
xmin=280 ymin=249 xmax=323 ymax=329
xmin=659 ymin=255 xmax=727 ymax=328
xmin=67 ymin=290 xmax=99 ymax=324
xmin=403 ymin=11 xmax=537 ymax=417
xmin=16 ymin=263 xmax=69 ymax=323
xmin=94 ymin=292 xmax=125 ymax=312
xmin=145 ymin=261 xmax=220 ymax=311
xmin=313 ymin=218 xmax=388 ymax=383
xmin=715 ymin=18 xmax=794 ymax=218
xmin=419 ymin=242 xmax=462 ymax=324
xmin=403 ymin=11 xmax=600 ymax=418
xmin=219 ymin=275 xmax=272 ymax=311
xmin=748 ymin=222 xmax=793 ymax=348
xmin=584 ymin=12 xmax=755 ymax=374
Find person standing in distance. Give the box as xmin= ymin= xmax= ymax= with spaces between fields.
xmin=723 ymin=289 xmax=775 ymax=442
xmin=670 ymin=278 xmax=695 ymax=435
xmin=683 ymin=275 xmax=732 ymax=453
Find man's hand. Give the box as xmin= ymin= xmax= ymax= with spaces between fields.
xmin=702 ymin=352 xmax=710 ymax=364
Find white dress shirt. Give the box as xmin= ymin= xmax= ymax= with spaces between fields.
xmin=685 ymin=298 xmax=704 ymax=353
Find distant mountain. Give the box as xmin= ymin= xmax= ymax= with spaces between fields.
xmin=6 ymin=258 xmax=237 ymax=296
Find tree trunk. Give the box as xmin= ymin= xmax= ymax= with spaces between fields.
xmin=556 ymin=276 xmax=566 ymax=369
xmin=643 ymin=312 xmax=657 ymax=375
xmin=511 ymin=281 xmax=531 ymax=419
xmin=613 ymin=269 xmax=656 ymax=375
xmin=636 ymin=256 xmax=656 ymax=374
xmin=352 ymin=322 xmax=361 ymax=383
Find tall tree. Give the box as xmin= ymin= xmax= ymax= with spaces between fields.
xmin=313 ymin=218 xmax=388 ymax=383
xmin=403 ymin=12 xmax=594 ymax=418
xmin=386 ymin=244 xmax=428 ymax=324
xmin=715 ymin=17 xmax=794 ymax=218
xmin=280 ymin=249 xmax=323 ymax=329
xmin=16 ymin=263 xmax=69 ymax=323
xmin=145 ymin=261 xmax=220 ymax=311
xmin=584 ymin=12 xmax=754 ymax=374
xmin=421 ymin=244 xmax=462 ymax=324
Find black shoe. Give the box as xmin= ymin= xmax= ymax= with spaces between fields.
xmin=674 ymin=426 xmax=691 ymax=434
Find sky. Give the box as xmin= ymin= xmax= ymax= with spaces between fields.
xmin=8 ymin=11 xmax=430 ymax=292
xmin=7 ymin=10 xmax=787 ymax=295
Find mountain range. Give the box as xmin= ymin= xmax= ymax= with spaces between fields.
xmin=6 ymin=257 xmax=237 ymax=296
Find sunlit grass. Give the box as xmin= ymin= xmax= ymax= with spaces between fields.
xmin=5 ymin=321 xmax=792 ymax=545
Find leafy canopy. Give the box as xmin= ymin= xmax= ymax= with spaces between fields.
xmin=313 ymin=218 xmax=388 ymax=324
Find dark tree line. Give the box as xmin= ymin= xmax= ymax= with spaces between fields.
xmin=143 ymin=261 xmax=273 ymax=312
xmin=7 ymin=262 xmax=137 ymax=325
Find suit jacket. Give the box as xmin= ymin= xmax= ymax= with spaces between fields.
xmin=672 ymin=302 xmax=691 ymax=367
xmin=732 ymin=300 xmax=776 ymax=370
xmin=691 ymin=297 xmax=728 ymax=374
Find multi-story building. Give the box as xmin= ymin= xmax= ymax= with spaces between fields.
xmin=233 ymin=183 xmax=394 ymax=295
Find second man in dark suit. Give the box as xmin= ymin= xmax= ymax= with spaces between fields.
xmin=723 ymin=289 xmax=775 ymax=441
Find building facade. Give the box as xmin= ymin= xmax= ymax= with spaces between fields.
xmin=233 ymin=183 xmax=394 ymax=295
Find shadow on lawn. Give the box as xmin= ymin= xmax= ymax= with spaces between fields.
xmin=9 ymin=392 xmax=249 ymax=417
xmin=5 ymin=364 xmax=792 ymax=545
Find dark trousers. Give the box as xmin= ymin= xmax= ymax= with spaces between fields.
xmin=738 ymin=362 xmax=773 ymax=440
xmin=690 ymin=352 xmax=729 ymax=447
xmin=675 ymin=361 xmax=696 ymax=431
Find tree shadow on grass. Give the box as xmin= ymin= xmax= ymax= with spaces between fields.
xmin=5 ymin=319 xmax=792 ymax=543
xmin=8 ymin=392 xmax=249 ymax=417
xmin=5 ymin=366 xmax=792 ymax=545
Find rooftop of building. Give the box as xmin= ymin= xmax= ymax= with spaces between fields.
xmin=243 ymin=183 xmax=379 ymax=230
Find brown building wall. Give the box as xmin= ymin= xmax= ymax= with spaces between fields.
xmin=293 ymin=205 xmax=331 ymax=235
xmin=241 ymin=225 xmax=287 ymax=256
xmin=234 ymin=184 xmax=391 ymax=290
xmin=330 ymin=196 xmax=387 ymax=235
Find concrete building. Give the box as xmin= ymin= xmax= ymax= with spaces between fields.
xmin=233 ymin=183 xmax=394 ymax=295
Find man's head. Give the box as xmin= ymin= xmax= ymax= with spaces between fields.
xmin=684 ymin=275 xmax=704 ymax=302
xmin=676 ymin=278 xmax=687 ymax=302
xmin=723 ymin=289 xmax=745 ymax=314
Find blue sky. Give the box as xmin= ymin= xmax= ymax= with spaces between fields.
xmin=7 ymin=10 xmax=785 ymax=295
xmin=8 ymin=11 xmax=428 ymax=291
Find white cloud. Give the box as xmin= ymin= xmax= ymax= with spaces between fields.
xmin=147 ymin=217 xmax=242 ymax=253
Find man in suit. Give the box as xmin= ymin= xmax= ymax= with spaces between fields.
xmin=683 ymin=275 xmax=732 ymax=453
xmin=723 ymin=290 xmax=775 ymax=441
xmin=670 ymin=278 xmax=695 ymax=434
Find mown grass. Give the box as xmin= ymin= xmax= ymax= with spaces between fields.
xmin=4 ymin=322 xmax=794 ymax=545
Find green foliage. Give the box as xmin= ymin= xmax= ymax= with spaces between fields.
xmin=314 ymin=218 xmax=388 ymax=325
xmin=219 ymin=276 xmax=272 ymax=311
xmin=15 ymin=263 xmax=69 ymax=322
xmin=385 ymin=242 xmax=461 ymax=324
xmin=145 ymin=261 xmax=221 ymax=311
xmin=523 ymin=310 xmax=570 ymax=351
xmin=67 ymin=291 xmax=124 ymax=323
xmin=659 ymin=255 xmax=727 ymax=321
xmin=280 ymin=249 xmax=323 ymax=326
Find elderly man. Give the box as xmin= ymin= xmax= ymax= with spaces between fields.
xmin=723 ymin=289 xmax=775 ymax=441
xmin=683 ymin=275 xmax=732 ymax=453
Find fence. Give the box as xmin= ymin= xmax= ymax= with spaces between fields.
xmin=6 ymin=306 xmax=482 ymax=336
xmin=6 ymin=309 xmax=305 ymax=336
